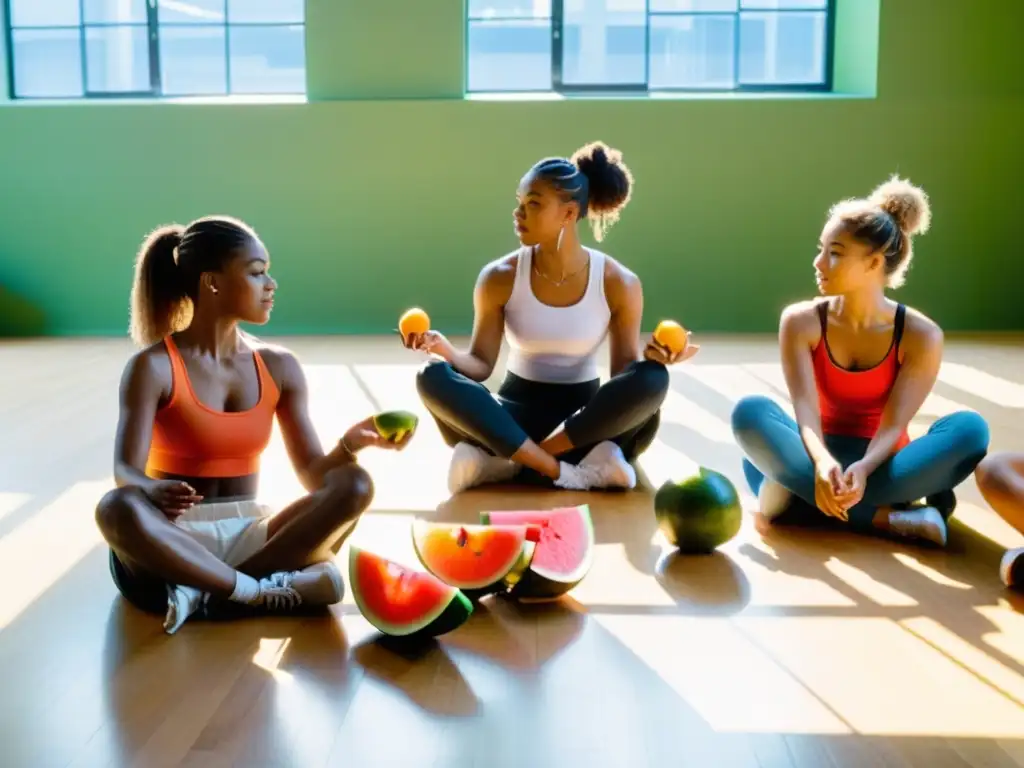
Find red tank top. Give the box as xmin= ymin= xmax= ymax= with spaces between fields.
xmin=811 ymin=302 xmax=910 ymax=451
xmin=146 ymin=336 xmax=281 ymax=478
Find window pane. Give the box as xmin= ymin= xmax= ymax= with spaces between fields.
xmin=85 ymin=25 xmax=150 ymax=93
xmin=741 ymin=0 xmax=826 ymax=8
xmin=159 ymin=25 xmax=227 ymax=94
xmin=228 ymin=24 xmax=305 ymax=93
xmin=227 ymin=0 xmax=303 ymax=23
xmin=157 ymin=0 xmax=225 ymax=24
xmin=561 ymin=0 xmax=645 ymax=87
xmin=469 ymin=0 xmax=551 ymax=19
xmin=649 ymin=0 xmax=737 ymax=11
xmin=739 ymin=11 xmax=826 ymax=84
xmin=11 ymin=29 xmax=83 ymax=97
xmin=649 ymin=13 xmax=735 ymax=89
xmin=467 ymin=19 xmax=552 ymax=92
xmin=83 ymin=0 xmax=147 ymax=24
xmin=9 ymin=0 xmax=80 ymax=27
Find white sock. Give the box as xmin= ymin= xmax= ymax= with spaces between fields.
xmin=554 ymin=461 xmax=590 ymax=490
xmin=163 ymin=584 xmax=204 ymax=635
xmin=229 ymin=572 xmax=262 ymax=605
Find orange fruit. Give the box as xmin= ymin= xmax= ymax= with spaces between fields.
xmin=653 ymin=320 xmax=688 ymax=355
xmin=399 ymin=307 xmax=431 ymax=341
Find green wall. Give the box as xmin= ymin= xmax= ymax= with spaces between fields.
xmin=0 ymin=0 xmax=1021 ymax=337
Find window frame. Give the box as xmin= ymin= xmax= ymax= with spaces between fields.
xmin=2 ymin=0 xmax=305 ymax=100
xmin=467 ymin=0 xmax=837 ymax=96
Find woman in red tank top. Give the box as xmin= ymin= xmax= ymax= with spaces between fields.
xmin=95 ymin=216 xmax=413 ymax=635
xmin=731 ymin=176 xmax=989 ymax=546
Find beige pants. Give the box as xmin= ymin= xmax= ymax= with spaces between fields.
xmin=174 ymin=499 xmax=277 ymax=568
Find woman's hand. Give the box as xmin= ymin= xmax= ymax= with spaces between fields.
xmin=813 ymin=459 xmax=854 ymax=521
xmin=343 ymin=416 xmax=415 ymax=454
xmin=839 ymin=461 xmax=868 ymax=510
xmin=643 ymin=332 xmax=700 ymax=365
xmin=145 ymin=479 xmax=203 ymax=519
xmin=400 ymin=330 xmax=455 ymax=362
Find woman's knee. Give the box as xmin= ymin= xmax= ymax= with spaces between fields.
xmin=975 ymin=452 xmax=1019 ymax=496
xmin=629 ymin=359 xmax=670 ymax=403
xmin=730 ymin=394 xmax=777 ymax=440
xmin=322 ymin=463 xmax=375 ymax=517
xmin=945 ymin=411 xmax=991 ymax=459
xmin=415 ymin=360 xmax=456 ymax=403
xmin=95 ymin=487 xmax=149 ymax=545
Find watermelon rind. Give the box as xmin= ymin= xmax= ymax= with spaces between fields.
xmin=480 ymin=504 xmax=594 ymax=600
xmin=410 ymin=520 xmax=535 ymax=595
xmin=348 ymin=546 xmax=473 ymax=638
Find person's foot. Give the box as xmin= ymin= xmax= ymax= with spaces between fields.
xmin=999 ymin=547 xmax=1024 ymax=589
xmin=448 ymin=442 xmax=519 ymax=494
xmin=164 ymin=584 xmax=204 ymax=635
xmin=264 ymin=561 xmax=346 ymax=609
xmin=887 ymin=506 xmax=948 ymax=547
xmin=756 ymin=479 xmax=791 ymax=523
xmin=554 ymin=441 xmax=636 ymax=491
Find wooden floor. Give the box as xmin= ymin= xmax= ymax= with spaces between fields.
xmin=2 ymin=334 xmax=1024 ymax=767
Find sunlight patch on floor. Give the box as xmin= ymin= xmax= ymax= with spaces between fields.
xmin=732 ymin=615 xmax=1024 ymax=737
xmin=0 ymin=480 xmax=109 ymax=630
xmin=0 ymin=492 xmax=31 ymax=524
xmin=939 ymin=362 xmax=1024 ymax=408
xmin=593 ymin=614 xmax=854 ymax=734
xmin=823 ymin=558 xmax=918 ymax=606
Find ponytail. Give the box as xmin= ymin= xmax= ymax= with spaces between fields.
xmin=129 ymin=224 xmax=191 ymax=347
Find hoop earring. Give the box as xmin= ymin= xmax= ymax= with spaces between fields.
xmin=556 ymin=223 xmax=565 ymax=253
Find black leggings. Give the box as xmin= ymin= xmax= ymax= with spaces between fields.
xmin=415 ymin=359 xmax=670 ymax=465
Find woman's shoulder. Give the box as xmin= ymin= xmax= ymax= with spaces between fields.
xmin=119 ymin=339 xmax=173 ymax=398
xmin=242 ymin=333 xmax=301 ymax=387
xmin=900 ymin=304 xmax=943 ymax=349
xmin=474 ymin=249 xmax=521 ymax=304
xmin=779 ymin=299 xmax=827 ymax=343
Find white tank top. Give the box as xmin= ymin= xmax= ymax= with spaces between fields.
xmin=503 ymin=245 xmax=611 ymax=384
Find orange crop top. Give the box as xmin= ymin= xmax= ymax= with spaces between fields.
xmin=146 ymin=336 xmax=281 ymax=478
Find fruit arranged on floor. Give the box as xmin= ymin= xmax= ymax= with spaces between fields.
xmin=412 ymin=520 xmax=541 ymax=600
xmin=349 ymin=546 xmax=473 ymax=639
xmin=480 ymin=504 xmax=595 ymax=601
xmin=654 ymin=467 xmax=742 ymax=554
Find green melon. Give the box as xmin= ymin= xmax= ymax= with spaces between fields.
xmin=348 ymin=546 xmax=473 ymax=639
xmin=372 ymin=410 xmax=419 ymax=442
xmin=654 ymin=467 xmax=742 ymax=554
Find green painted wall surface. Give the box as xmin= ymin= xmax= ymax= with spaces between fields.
xmin=0 ymin=0 xmax=1021 ymax=337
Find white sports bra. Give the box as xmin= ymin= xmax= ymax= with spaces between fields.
xmin=503 ymin=245 xmax=611 ymax=384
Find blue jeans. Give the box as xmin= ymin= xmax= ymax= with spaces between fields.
xmin=731 ymin=395 xmax=990 ymax=532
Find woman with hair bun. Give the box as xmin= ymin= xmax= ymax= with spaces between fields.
xmin=407 ymin=141 xmax=698 ymax=493
xmin=731 ymin=176 xmax=989 ymax=546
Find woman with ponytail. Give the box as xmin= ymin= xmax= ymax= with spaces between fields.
xmin=731 ymin=177 xmax=989 ymax=546
xmin=97 ymin=216 xmax=411 ymax=635
xmin=406 ymin=141 xmax=697 ymax=493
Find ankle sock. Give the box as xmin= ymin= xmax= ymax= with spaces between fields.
xmin=229 ymin=572 xmax=263 ymax=605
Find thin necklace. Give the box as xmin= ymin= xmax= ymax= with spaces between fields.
xmin=532 ymin=246 xmax=589 ymax=286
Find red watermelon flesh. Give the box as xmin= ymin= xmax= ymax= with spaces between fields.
xmin=480 ymin=505 xmax=594 ymax=599
xmin=349 ymin=547 xmax=473 ymax=638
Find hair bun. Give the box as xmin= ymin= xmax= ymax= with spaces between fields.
xmin=869 ymin=175 xmax=932 ymax=236
xmin=573 ymin=141 xmax=614 ymax=177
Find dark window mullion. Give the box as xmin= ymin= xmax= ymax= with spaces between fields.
xmin=148 ymin=0 xmax=161 ymax=95
xmin=551 ymin=0 xmax=563 ymax=91
xmin=78 ymin=0 xmax=88 ymax=95
xmin=224 ymin=0 xmax=231 ymax=94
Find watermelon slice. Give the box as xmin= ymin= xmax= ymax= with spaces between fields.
xmin=348 ymin=547 xmax=473 ymax=639
xmin=480 ymin=504 xmax=594 ymax=601
xmin=411 ymin=520 xmax=541 ymax=600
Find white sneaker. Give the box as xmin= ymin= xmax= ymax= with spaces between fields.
xmin=555 ymin=441 xmax=636 ymax=491
xmin=999 ymin=547 xmax=1024 ymax=588
xmin=757 ymin=479 xmax=791 ymax=522
xmin=263 ymin=561 xmax=345 ymax=609
xmin=888 ymin=507 xmax=948 ymax=547
xmin=448 ymin=442 xmax=519 ymax=494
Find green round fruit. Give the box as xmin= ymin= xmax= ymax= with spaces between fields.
xmin=372 ymin=410 xmax=419 ymax=442
xmin=654 ymin=467 xmax=742 ymax=554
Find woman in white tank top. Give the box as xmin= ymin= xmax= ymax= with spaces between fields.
xmin=402 ymin=141 xmax=699 ymax=493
